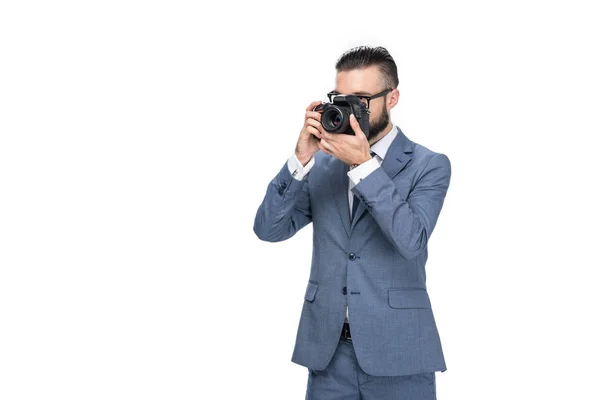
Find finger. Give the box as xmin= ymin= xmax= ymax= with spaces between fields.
xmin=306 ymin=100 xmax=323 ymax=111
xmin=349 ymin=114 xmax=362 ymax=132
xmin=306 ymin=118 xmax=323 ymax=131
xmin=305 ymin=110 xmax=322 ymax=122
xmin=321 ymin=130 xmax=335 ymax=141
xmin=318 ymin=142 xmax=325 ymax=153
xmin=318 ymin=139 xmax=330 ymax=155
xmin=350 ymin=114 xmax=366 ymax=139
xmin=307 ymin=125 xmax=321 ymax=139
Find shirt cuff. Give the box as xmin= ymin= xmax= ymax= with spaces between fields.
xmin=347 ymin=157 xmax=380 ymax=186
xmin=288 ymin=152 xmax=315 ymax=181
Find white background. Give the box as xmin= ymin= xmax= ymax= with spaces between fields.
xmin=1 ymin=1 xmax=599 ymax=399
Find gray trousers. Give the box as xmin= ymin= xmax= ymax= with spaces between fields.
xmin=305 ymin=336 xmax=436 ymax=400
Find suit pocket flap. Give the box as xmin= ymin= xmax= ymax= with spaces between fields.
xmin=388 ymin=288 xmax=431 ymax=309
xmin=305 ymin=281 xmax=318 ymax=302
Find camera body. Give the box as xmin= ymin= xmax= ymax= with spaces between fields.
xmin=314 ymin=94 xmax=370 ymax=138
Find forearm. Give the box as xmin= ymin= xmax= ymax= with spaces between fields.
xmin=253 ymin=160 xmax=312 ymax=242
xmin=352 ymin=154 xmax=451 ymax=259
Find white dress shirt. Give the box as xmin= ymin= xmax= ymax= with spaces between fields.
xmin=287 ymin=124 xmax=399 ymax=323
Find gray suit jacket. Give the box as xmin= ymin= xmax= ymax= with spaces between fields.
xmin=253 ymin=126 xmax=451 ymax=376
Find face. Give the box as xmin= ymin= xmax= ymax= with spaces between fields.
xmin=334 ymin=65 xmax=399 ymax=143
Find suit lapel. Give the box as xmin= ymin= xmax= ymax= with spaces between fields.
xmin=328 ymin=126 xmax=414 ymax=236
xmin=329 ymin=157 xmax=352 ymax=236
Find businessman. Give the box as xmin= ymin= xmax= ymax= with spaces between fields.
xmin=253 ymin=46 xmax=451 ymax=399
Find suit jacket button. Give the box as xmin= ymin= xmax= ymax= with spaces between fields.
xmin=348 ymin=253 xmax=356 ymax=261
xmin=342 ymin=286 xmax=347 ymax=295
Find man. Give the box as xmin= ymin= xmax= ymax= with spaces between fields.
xmin=253 ymin=46 xmax=451 ymax=399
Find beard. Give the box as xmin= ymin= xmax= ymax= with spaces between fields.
xmin=366 ymin=102 xmax=390 ymax=142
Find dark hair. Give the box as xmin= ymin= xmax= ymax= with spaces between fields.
xmin=335 ymin=46 xmax=399 ymax=90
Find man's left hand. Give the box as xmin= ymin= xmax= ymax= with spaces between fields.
xmin=318 ymin=114 xmax=372 ymax=166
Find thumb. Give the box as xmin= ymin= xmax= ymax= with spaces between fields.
xmin=350 ymin=114 xmax=363 ymax=132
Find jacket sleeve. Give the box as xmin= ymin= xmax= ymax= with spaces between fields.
xmin=351 ymin=153 xmax=451 ymax=259
xmin=253 ymin=159 xmax=313 ymax=242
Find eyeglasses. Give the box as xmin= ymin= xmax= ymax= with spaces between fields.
xmin=326 ymin=88 xmax=392 ymax=109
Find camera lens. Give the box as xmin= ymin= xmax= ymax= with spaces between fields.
xmin=322 ymin=106 xmax=349 ymax=133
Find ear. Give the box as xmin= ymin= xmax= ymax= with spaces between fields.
xmin=387 ymin=88 xmax=400 ymax=110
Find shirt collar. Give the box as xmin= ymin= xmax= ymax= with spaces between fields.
xmin=369 ymin=123 xmax=398 ymax=160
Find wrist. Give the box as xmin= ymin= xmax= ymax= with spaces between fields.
xmin=295 ymin=152 xmax=312 ymax=167
xmin=351 ymin=154 xmax=373 ymax=167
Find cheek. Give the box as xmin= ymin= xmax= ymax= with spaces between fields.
xmin=369 ymin=112 xmax=379 ymax=123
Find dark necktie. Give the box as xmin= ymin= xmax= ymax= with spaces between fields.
xmin=351 ymin=151 xmax=377 ymax=221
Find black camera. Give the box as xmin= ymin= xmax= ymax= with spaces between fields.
xmin=313 ymin=94 xmax=370 ymax=138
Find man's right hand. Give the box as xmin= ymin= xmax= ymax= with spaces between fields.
xmin=295 ymin=100 xmax=325 ymax=166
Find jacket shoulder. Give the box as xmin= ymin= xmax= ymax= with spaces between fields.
xmin=411 ymin=141 xmax=451 ymax=173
